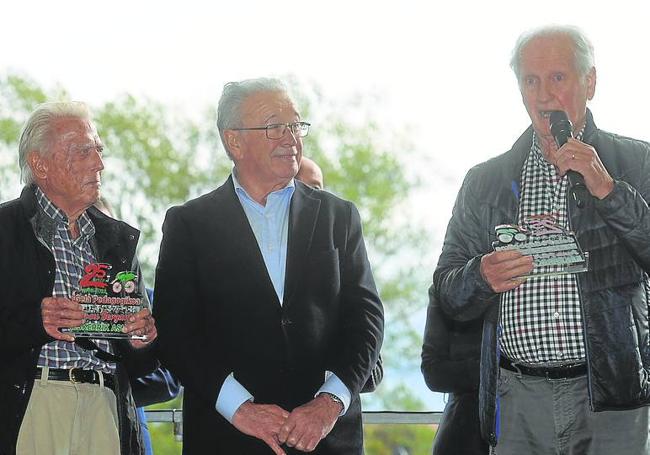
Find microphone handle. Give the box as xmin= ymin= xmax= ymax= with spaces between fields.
xmin=566 ymin=170 xmax=586 ymax=208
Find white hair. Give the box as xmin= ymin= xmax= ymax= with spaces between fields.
xmin=18 ymin=101 xmax=91 ymax=185
xmin=510 ymin=25 xmax=595 ymax=84
xmin=216 ymin=78 xmax=289 ymax=159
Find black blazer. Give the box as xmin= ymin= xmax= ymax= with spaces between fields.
xmin=153 ymin=177 xmax=384 ymax=454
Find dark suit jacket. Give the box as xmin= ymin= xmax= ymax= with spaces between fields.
xmin=153 ymin=177 xmax=384 ymax=454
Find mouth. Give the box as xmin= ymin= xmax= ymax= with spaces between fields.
xmin=274 ymin=154 xmax=297 ymax=160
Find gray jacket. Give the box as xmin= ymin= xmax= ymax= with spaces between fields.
xmin=432 ymin=110 xmax=650 ymax=446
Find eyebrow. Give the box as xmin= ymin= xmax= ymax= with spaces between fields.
xmin=263 ymin=112 xmax=301 ymax=124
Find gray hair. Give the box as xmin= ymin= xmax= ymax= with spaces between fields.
xmin=216 ymin=78 xmax=289 ymax=158
xmin=510 ymin=25 xmax=595 ymax=84
xmin=19 ymin=101 xmax=91 ymax=185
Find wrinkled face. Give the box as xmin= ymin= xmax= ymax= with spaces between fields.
xmin=32 ymin=117 xmax=105 ymax=216
xmin=230 ymin=90 xmax=303 ymax=189
xmin=518 ymin=34 xmax=596 ymax=146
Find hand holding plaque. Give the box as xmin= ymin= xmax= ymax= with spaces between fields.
xmin=492 ymin=215 xmax=589 ymax=278
xmin=62 ymin=263 xmax=148 ymax=340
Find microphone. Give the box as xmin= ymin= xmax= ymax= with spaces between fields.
xmin=549 ymin=110 xmax=586 ymax=208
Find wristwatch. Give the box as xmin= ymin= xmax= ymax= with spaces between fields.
xmin=319 ymin=392 xmax=344 ymax=410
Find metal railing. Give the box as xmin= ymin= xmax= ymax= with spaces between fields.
xmin=145 ymin=410 xmax=442 ymax=439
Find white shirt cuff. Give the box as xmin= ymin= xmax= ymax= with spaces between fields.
xmin=215 ymin=373 xmax=254 ymax=423
xmin=316 ymin=371 xmax=351 ymax=416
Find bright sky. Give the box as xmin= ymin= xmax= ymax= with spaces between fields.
xmin=3 ymin=0 xmax=649 ymax=410
xmin=3 ymin=0 xmax=649 ymax=232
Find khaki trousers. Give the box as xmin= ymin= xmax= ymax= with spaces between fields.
xmin=16 ymin=367 xmax=120 ymax=455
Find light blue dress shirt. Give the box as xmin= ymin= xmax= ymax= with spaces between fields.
xmin=215 ymin=172 xmax=351 ymax=423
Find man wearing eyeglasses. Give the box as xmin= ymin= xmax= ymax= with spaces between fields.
xmin=153 ymin=78 xmax=384 ymax=455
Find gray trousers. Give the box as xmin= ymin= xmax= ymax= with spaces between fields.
xmin=495 ymin=367 xmax=650 ymax=455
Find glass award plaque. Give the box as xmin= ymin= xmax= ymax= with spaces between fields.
xmin=493 ymin=215 xmax=589 ymax=278
xmin=62 ymin=263 xmax=146 ymax=339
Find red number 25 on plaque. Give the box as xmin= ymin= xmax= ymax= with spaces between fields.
xmin=79 ymin=263 xmax=111 ymax=289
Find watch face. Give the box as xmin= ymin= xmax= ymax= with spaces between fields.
xmin=321 ymin=392 xmax=343 ymax=406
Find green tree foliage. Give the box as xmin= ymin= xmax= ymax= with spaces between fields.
xmin=364 ymin=424 xmax=436 ymax=454
xmin=0 ymin=71 xmax=436 ymax=453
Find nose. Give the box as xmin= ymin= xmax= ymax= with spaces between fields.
xmin=536 ymin=80 xmax=554 ymax=104
xmin=282 ymin=127 xmax=298 ymax=146
xmin=93 ymin=148 xmax=105 ymax=172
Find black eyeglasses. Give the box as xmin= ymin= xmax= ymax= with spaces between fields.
xmin=230 ymin=121 xmax=311 ymax=140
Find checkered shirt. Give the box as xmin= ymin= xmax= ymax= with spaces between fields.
xmin=500 ymin=130 xmax=586 ymax=365
xmin=35 ymin=187 xmax=115 ymax=373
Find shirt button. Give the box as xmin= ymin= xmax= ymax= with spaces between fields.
xmin=553 ymin=312 xmax=560 ymax=319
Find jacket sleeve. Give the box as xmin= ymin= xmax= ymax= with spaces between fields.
xmin=115 ymin=254 xmax=159 ymax=379
xmin=432 ymin=169 xmax=499 ymax=322
xmin=594 ymin=178 xmax=650 ymax=274
xmin=0 ymin=216 xmax=53 ymax=357
xmin=130 ymin=288 xmax=181 ymax=407
xmin=330 ymin=202 xmax=384 ymax=397
xmin=152 ymin=206 xmax=233 ymax=406
xmin=0 ymin=295 xmax=51 ymax=358
xmin=131 ymin=367 xmax=181 ymax=407
xmin=421 ymin=287 xmax=480 ymax=393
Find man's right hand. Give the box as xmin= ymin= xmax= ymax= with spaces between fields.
xmin=480 ymin=250 xmax=534 ymax=293
xmin=41 ymin=297 xmax=85 ymax=342
xmin=232 ymin=401 xmax=290 ymax=455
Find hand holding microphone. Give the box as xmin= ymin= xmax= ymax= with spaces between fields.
xmin=549 ymin=111 xmax=587 ymax=208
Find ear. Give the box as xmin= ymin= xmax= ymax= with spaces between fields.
xmin=27 ymin=151 xmax=48 ymax=180
xmin=585 ymin=67 xmax=596 ymax=101
xmin=224 ymin=130 xmax=244 ymax=160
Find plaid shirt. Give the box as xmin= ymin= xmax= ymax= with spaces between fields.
xmin=35 ymin=187 xmax=115 ymax=374
xmin=500 ymin=130 xmax=586 ymax=365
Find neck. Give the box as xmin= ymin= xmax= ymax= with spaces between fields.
xmin=37 ymin=185 xmax=86 ymax=238
xmin=236 ymin=173 xmax=291 ymax=206
xmin=538 ymin=135 xmax=558 ymax=161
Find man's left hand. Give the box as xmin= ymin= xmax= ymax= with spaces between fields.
xmin=123 ymin=307 xmax=157 ymax=349
xmin=277 ymin=394 xmax=342 ymax=452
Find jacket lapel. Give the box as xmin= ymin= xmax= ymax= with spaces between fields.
xmin=282 ymin=183 xmax=321 ymax=308
xmin=215 ymin=176 xmax=281 ymax=306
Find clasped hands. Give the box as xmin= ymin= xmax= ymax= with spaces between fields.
xmin=41 ymin=296 xmax=157 ymax=348
xmin=232 ymin=394 xmax=342 ymax=454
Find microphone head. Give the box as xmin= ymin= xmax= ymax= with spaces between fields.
xmin=549 ymin=110 xmax=573 ymax=147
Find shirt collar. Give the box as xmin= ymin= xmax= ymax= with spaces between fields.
xmin=531 ymin=125 xmax=586 ymax=167
xmin=34 ymin=186 xmax=95 ymax=238
xmin=232 ymin=168 xmax=296 ymax=206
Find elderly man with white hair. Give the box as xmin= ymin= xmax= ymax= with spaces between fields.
xmin=431 ymin=25 xmax=650 ymax=454
xmin=0 ymin=101 xmax=158 ymax=455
